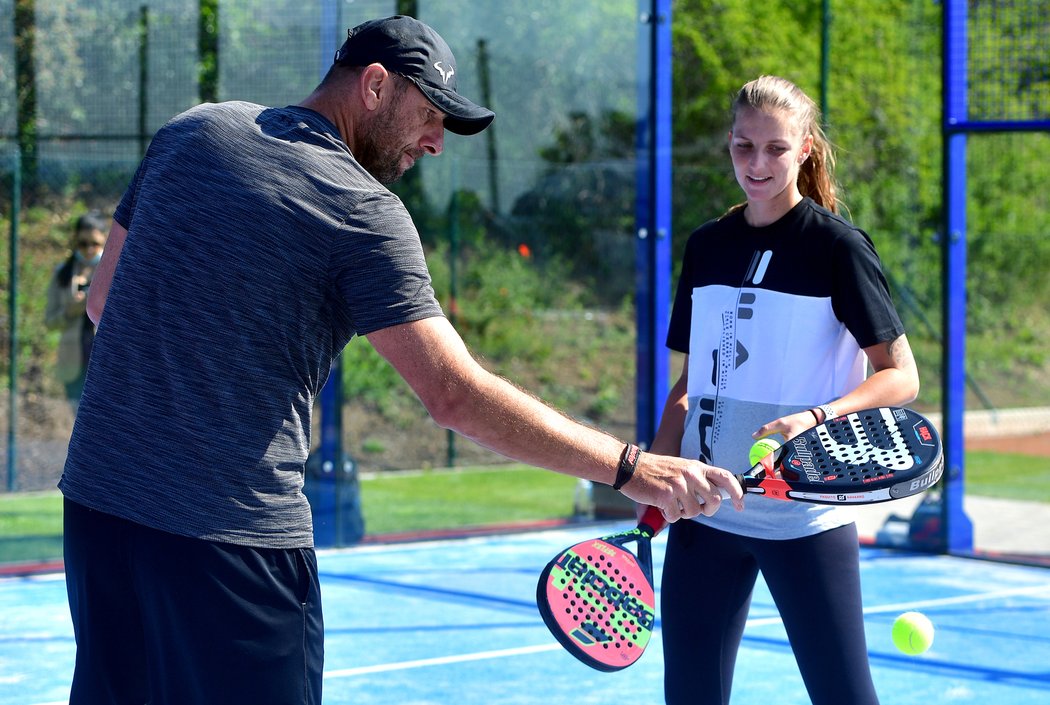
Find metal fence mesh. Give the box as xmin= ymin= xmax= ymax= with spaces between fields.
xmin=0 ymin=0 xmax=1047 ymax=564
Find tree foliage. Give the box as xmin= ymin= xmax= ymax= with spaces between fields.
xmin=2 ymin=0 xmax=1048 ymax=413
xmin=666 ymin=0 xmax=1048 ymax=402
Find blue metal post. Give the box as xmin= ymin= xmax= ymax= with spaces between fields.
xmin=634 ymin=0 xmax=672 ymax=448
xmin=313 ymin=366 xmax=339 ymax=547
xmin=7 ymin=150 xmax=20 ymax=492
xmin=313 ymin=0 xmax=341 ymax=546
xmin=320 ymin=0 xmax=338 ymax=64
xmin=941 ymin=0 xmax=974 ymax=552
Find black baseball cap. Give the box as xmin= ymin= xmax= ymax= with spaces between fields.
xmin=334 ymin=16 xmax=494 ymax=136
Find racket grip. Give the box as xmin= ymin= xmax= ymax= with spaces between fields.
xmin=700 ymin=477 xmax=743 ymax=504
xmin=639 ymin=505 xmax=668 ymax=535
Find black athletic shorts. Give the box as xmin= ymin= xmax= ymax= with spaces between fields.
xmin=63 ymin=498 xmax=324 ymax=705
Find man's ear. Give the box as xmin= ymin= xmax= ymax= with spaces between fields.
xmin=360 ymin=63 xmax=392 ymax=111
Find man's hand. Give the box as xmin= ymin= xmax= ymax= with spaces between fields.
xmin=619 ymin=452 xmax=744 ymax=522
xmin=71 ymin=275 xmax=89 ymax=304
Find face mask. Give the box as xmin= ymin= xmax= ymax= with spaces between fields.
xmin=74 ymin=250 xmax=103 ymax=266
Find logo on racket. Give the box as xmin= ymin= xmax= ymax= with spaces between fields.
xmin=571 ymin=622 xmax=614 ymax=646
xmin=789 ymin=437 xmax=821 ymax=482
xmin=553 ymin=552 xmax=656 ymax=630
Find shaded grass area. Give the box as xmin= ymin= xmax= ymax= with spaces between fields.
xmin=0 ymin=492 xmax=65 ymax=564
xmin=964 ymin=450 xmax=1050 ymax=502
xmin=359 ymin=465 xmax=578 ymax=535
xmin=1 ymin=452 xmax=1046 ymax=566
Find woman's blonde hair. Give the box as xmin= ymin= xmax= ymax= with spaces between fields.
xmin=731 ymin=75 xmax=840 ymax=213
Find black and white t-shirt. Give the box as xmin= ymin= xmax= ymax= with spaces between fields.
xmin=60 ymin=102 xmax=444 ymax=548
xmin=667 ymin=198 xmax=905 ymax=539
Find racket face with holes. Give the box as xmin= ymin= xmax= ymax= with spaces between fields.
xmin=536 ymin=523 xmax=658 ymax=671
xmin=751 ymin=406 xmax=943 ymax=504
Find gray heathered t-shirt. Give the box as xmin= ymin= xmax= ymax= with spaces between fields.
xmin=59 ymin=101 xmax=444 ymax=548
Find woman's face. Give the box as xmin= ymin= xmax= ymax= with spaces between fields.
xmin=74 ymin=227 xmax=107 ymax=263
xmin=728 ymin=107 xmax=812 ymax=217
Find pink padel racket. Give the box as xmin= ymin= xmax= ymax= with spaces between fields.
xmin=537 ymin=407 xmax=942 ymax=670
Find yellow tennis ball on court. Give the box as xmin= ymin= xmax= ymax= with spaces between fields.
xmin=892 ymin=611 xmax=934 ymax=655
xmin=748 ymin=437 xmax=781 ymax=467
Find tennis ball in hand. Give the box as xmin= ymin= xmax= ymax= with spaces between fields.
xmin=748 ymin=438 xmax=781 ymax=468
xmin=892 ymin=611 xmax=934 ymax=655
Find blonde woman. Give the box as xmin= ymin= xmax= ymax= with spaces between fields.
xmin=652 ymin=76 xmax=919 ymax=704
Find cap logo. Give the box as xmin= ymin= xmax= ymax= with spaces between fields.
xmin=433 ymin=61 xmax=455 ymax=85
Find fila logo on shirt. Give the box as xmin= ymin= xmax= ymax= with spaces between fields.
xmin=706 ymin=248 xmax=774 ymax=387
xmin=746 ymin=250 xmax=774 ymax=285
xmin=730 ymin=248 xmax=774 ymax=368
xmin=696 ymin=249 xmax=774 ymax=462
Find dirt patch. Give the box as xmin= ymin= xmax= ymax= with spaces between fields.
xmin=965 ymin=432 xmax=1050 ymax=457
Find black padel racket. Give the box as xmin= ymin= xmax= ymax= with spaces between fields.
xmin=736 ymin=406 xmax=943 ymax=504
xmin=536 ymin=505 xmax=667 ymax=672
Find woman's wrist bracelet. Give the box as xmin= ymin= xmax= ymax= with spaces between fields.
xmin=810 ymin=404 xmax=837 ymax=424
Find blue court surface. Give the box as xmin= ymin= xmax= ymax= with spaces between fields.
xmin=2 ymin=521 xmax=1049 ymax=705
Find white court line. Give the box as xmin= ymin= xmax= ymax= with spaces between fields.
xmin=27 ymin=646 xmax=570 ymax=702
xmin=325 ymin=583 xmax=1050 ymax=680
xmin=861 ymin=583 xmax=1050 ymax=616
xmin=32 ymin=584 xmax=1050 ymax=702
xmin=30 ymin=646 xmax=568 ymax=702
xmin=745 ymin=583 xmax=1050 ymax=628
xmin=324 ymin=643 xmax=561 ymax=679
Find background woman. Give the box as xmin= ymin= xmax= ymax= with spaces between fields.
xmin=46 ymin=210 xmax=108 ymax=415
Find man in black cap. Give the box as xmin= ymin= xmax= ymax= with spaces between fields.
xmin=301 ymin=15 xmax=494 ymax=184
xmin=60 ymin=15 xmax=741 ymax=704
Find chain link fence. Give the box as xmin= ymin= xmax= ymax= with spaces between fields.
xmin=0 ymin=1 xmax=1047 ymax=564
